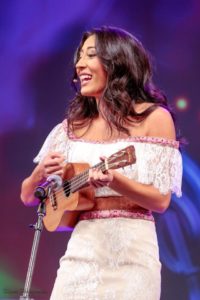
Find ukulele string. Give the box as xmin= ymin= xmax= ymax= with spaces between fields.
xmin=51 ymin=146 xmax=131 ymax=201
xmin=66 ymin=159 xmax=123 ymax=193
xmin=52 ymin=159 xmax=120 ymax=202
xmin=62 ymin=149 xmax=127 ymax=195
xmin=68 ymin=161 xmax=104 ymax=191
xmin=52 ymin=161 xmax=106 ymax=200
xmin=45 ymin=147 xmax=133 ymax=203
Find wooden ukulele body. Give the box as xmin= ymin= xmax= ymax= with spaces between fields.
xmin=43 ymin=163 xmax=95 ymax=232
xmin=42 ymin=145 xmax=136 ymax=232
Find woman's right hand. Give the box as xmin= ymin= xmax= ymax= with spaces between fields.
xmin=21 ymin=152 xmax=66 ymax=206
xmin=37 ymin=152 xmax=66 ymax=180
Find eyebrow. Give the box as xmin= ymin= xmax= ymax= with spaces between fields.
xmin=80 ymin=46 xmax=96 ymax=53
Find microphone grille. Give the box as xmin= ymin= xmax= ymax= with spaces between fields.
xmin=47 ymin=175 xmax=62 ymax=189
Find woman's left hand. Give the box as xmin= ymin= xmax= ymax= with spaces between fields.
xmin=88 ymin=168 xmax=113 ymax=188
xmin=88 ymin=157 xmax=113 ymax=188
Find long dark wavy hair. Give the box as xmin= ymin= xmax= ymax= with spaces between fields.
xmin=67 ymin=26 xmax=174 ymax=136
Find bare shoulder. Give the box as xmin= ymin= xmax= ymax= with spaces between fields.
xmin=146 ymin=106 xmax=176 ymax=140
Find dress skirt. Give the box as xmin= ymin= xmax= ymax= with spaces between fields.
xmin=50 ymin=217 xmax=161 ymax=300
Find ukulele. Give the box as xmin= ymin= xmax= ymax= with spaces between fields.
xmin=43 ymin=145 xmax=136 ymax=232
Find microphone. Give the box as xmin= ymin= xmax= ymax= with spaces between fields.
xmin=34 ymin=175 xmax=62 ymax=199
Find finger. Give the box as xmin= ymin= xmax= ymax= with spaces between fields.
xmin=89 ymin=179 xmax=103 ymax=188
xmin=43 ymin=153 xmax=65 ymax=165
xmin=44 ymin=157 xmax=65 ymax=167
xmin=49 ymin=152 xmax=65 ymax=159
xmin=45 ymin=166 xmax=64 ymax=175
xmin=89 ymin=168 xmax=98 ymax=180
xmin=100 ymin=156 xmax=107 ymax=161
xmin=88 ymin=169 xmax=100 ymax=185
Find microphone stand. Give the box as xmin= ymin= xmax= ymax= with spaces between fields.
xmin=19 ymin=192 xmax=48 ymax=300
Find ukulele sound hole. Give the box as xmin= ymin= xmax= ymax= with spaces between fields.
xmin=63 ymin=181 xmax=71 ymax=197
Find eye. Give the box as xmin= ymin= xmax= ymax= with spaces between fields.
xmin=87 ymin=53 xmax=97 ymax=58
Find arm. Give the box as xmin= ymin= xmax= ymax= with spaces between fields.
xmin=21 ymin=152 xmax=65 ymax=206
xmin=89 ymin=107 xmax=176 ymax=213
xmin=108 ymin=172 xmax=171 ymax=213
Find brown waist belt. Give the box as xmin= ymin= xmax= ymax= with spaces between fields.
xmin=92 ymin=196 xmax=149 ymax=212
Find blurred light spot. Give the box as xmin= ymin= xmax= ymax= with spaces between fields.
xmin=175 ymin=97 xmax=189 ymax=111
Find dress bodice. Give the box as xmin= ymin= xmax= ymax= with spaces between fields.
xmin=34 ymin=120 xmax=182 ymax=198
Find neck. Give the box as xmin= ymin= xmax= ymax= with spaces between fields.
xmin=95 ymin=97 xmax=107 ymax=120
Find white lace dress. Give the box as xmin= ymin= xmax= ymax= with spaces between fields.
xmin=34 ymin=120 xmax=182 ymax=300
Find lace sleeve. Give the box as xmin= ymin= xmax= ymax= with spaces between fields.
xmin=33 ymin=123 xmax=68 ymax=164
xmin=135 ymin=143 xmax=183 ymax=197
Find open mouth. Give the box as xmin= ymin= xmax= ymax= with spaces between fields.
xmin=79 ymin=74 xmax=92 ymax=85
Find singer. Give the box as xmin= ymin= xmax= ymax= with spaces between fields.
xmin=20 ymin=26 xmax=183 ymax=299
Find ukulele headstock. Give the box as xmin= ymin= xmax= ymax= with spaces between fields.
xmin=108 ymin=145 xmax=136 ymax=169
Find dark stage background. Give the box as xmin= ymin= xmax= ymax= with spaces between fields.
xmin=0 ymin=1 xmax=200 ymax=299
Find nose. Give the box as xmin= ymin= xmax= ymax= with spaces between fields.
xmin=76 ymin=54 xmax=87 ymax=69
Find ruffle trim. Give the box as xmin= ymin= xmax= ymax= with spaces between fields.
xmin=62 ymin=120 xmax=179 ymax=149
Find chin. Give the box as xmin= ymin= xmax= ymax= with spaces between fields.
xmin=80 ymin=88 xmax=103 ymax=99
xmin=81 ymin=90 xmax=97 ymax=98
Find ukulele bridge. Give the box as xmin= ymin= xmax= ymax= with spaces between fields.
xmin=49 ymin=191 xmax=57 ymax=210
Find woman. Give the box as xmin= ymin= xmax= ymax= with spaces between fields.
xmin=21 ymin=26 xmax=182 ymax=299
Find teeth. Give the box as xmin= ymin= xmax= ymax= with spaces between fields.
xmin=80 ymin=74 xmax=92 ymax=81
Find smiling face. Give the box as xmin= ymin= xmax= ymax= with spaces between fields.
xmin=75 ymin=35 xmax=107 ymax=100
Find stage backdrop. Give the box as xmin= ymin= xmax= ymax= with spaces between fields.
xmin=0 ymin=1 xmax=200 ymax=299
